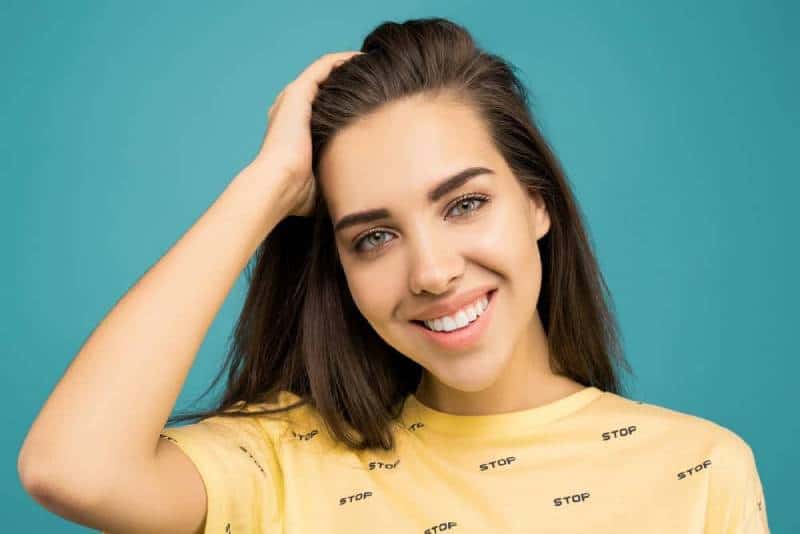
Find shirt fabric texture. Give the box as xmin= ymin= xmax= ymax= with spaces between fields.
xmin=157 ymin=386 xmax=770 ymax=533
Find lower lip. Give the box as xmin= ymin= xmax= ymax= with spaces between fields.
xmin=410 ymin=289 xmax=497 ymax=351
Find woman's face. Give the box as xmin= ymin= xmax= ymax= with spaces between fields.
xmin=318 ymin=94 xmax=551 ymax=395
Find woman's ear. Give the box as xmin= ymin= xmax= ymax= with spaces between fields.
xmin=528 ymin=192 xmax=551 ymax=242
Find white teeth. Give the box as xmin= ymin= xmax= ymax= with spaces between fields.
xmin=423 ymin=293 xmax=490 ymax=332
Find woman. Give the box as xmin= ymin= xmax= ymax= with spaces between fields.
xmin=19 ymin=17 xmax=769 ymax=533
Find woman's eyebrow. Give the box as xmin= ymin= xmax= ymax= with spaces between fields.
xmin=333 ymin=166 xmax=494 ymax=234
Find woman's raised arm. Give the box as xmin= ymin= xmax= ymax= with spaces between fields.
xmin=17 ymin=51 xmax=363 ymax=532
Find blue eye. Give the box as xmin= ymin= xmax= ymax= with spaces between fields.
xmin=352 ymin=193 xmax=490 ymax=256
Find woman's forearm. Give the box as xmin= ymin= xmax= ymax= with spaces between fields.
xmin=18 ymin=161 xmax=291 ymax=497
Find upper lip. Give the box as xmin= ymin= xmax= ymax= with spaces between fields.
xmin=411 ymin=285 xmax=495 ymax=321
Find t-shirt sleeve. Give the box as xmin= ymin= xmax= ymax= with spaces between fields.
xmin=739 ymin=445 xmax=769 ymax=533
xmin=158 ymin=412 xmax=283 ymax=533
xmin=706 ymin=430 xmax=770 ymax=533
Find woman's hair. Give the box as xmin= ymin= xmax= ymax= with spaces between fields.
xmin=166 ymin=17 xmax=635 ymax=450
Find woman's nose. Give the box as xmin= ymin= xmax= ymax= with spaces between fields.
xmin=407 ymin=234 xmax=465 ymax=295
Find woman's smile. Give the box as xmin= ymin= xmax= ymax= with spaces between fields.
xmin=409 ymin=289 xmax=497 ymax=351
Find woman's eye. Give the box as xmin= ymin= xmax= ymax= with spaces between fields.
xmin=353 ymin=194 xmax=490 ymax=255
xmin=448 ymin=196 xmax=486 ymax=217
xmin=355 ymin=230 xmax=393 ymax=254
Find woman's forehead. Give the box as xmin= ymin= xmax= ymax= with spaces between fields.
xmin=318 ymin=98 xmax=500 ymax=207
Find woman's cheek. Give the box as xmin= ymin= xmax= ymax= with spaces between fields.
xmin=464 ymin=207 xmax=518 ymax=270
xmin=344 ymin=268 xmax=398 ymax=329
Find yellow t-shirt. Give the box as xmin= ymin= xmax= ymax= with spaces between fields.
xmin=158 ymin=386 xmax=770 ymax=533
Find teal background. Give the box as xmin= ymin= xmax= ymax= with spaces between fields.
xmin=3 ymin=1 xmax=796 ymax=531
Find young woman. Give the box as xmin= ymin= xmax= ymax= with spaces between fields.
xmin=19 ymin=17 xmax=769 ymax=533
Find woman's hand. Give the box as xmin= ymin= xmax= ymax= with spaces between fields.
xmin=252 ymin=51 xmax=363 ymax=217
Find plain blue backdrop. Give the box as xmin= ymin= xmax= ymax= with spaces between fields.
xmin=3 ymin=1 xmax=797 ymax=531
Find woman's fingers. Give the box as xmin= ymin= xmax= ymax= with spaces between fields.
xmin=268 ymin=52 xmax=361 ymax=120
xmin=293 ymin=51 xmax=364 ymax=97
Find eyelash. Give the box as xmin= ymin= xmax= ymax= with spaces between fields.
xmin=352 ymin=193 xmax=491 ymax=255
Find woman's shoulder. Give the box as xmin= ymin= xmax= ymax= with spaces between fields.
xmin=225 ymin=390 xmax=309 ymax=414
xmin=223 ymin=390 xmax=319 ymax=426
xmin=595 ymin=389 xmax=756 ymax=455
xmin=222 ymin=390 xmax=347 ymax=448
xmin=161 ymin=391 xmax=312 ymax=440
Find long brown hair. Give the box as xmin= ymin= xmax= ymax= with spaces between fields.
xmin=166 ymin=17 xmax=635 ymax=451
